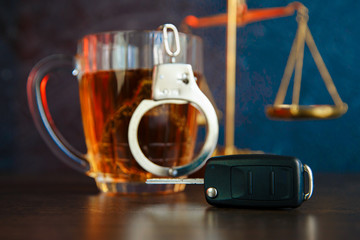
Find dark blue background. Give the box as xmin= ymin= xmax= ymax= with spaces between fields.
xmin=201 ymin=0 xmax=360 ymax=172
xmin=0 ymin=0 xmax=359 ymax=174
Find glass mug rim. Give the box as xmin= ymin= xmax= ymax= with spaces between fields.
xmin=75 ymin=29 xmax=204 ymax=73
xmin=78 ymin=29 xmax=203 ymax=42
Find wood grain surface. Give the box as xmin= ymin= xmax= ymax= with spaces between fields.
xmin=0 ymin=173 xmax=359 ymax=240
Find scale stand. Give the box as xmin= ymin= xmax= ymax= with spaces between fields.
xmin=266 ymin=6 xmax=348 ymax=120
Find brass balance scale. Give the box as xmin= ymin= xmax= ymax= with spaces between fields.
xmin=183 ymin=0 xmax=347 ymax=155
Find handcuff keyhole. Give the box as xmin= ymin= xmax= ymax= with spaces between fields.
xmin=178 ymin=73 xmax=189 ymax=84
xmin=182 ymin=78 xmax=189 ymax=84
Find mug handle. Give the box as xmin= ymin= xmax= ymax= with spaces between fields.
xmin=27 ymin=54 xmax=90 ymax=173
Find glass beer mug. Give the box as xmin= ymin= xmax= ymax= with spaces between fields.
xmin=27 ymin=25 xmax=218 ymax=194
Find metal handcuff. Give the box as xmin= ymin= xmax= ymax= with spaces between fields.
xmin=128 ymin=24 xmax=219 ymax=177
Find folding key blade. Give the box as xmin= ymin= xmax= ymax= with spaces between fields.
xmin=146 ymin=154 xmax=313 ymax=209
xmin=146 ymin=178 xmax=204 ymax=184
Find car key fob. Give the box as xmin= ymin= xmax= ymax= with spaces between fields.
xmin=204 ymin=154 xmax=313 ymax=208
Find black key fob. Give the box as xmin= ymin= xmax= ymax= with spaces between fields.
xmin=204 ymin=154 xmax=313 ymax=208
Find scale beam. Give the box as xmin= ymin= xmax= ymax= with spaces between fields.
xmin=184 ymin=2 xmax=303 ymax=29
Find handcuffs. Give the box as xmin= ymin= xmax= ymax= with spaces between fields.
xmin=128 ymin=24 xmax=219 ymax=177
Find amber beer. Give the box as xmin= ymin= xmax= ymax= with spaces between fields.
xmin=79 ymin=69 xmax=200 ymax=182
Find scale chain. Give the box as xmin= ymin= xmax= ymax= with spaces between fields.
xmin=292 ymin=7 xmax=308 ymax=106
xmin=274 ymin=26 xmax=299 ymax=105
xmin=304 ymin=26 xmax=344 ymax=106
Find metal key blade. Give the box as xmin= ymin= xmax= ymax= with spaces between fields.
xmin=146 ymin=178 xmax=204 ymax=184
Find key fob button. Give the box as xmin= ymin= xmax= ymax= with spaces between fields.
xmin=230 ymin=167 xmax=247 ymax=199
xmin=231 ymin=166 xmax=272 ymax=200
xmin=273 ymin=167 xmax=293 ymax=200
xmin=250 ymin=166 xmax=273 ymax=200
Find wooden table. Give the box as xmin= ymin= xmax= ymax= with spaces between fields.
xmin=0 ymin=173 xmax=359 ymax=240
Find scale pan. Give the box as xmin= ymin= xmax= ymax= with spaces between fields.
xmin=266 ymin=104 xmax=348 ymax=120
